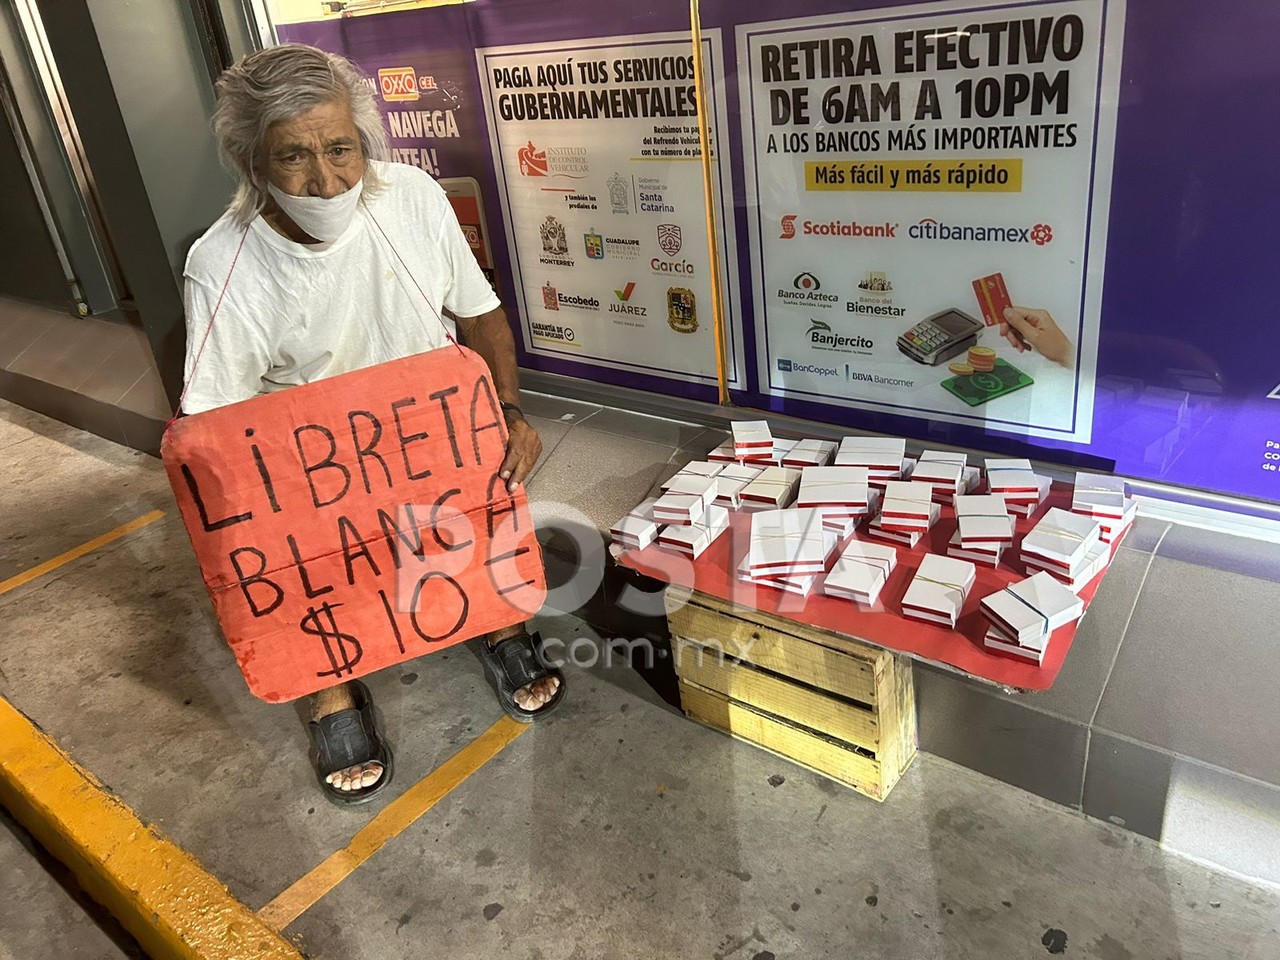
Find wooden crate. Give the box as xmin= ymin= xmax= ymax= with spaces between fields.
xmin=665 ymin=586 xmax=917 ymax=801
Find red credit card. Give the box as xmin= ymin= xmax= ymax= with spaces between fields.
xmin=972 ymin=272 xmax=1013 ymax=326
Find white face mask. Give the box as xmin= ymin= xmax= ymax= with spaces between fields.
xmin=266 ymin=177 xmax=364 ymax=243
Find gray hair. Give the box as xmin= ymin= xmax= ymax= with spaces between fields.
xmin=212 ymin=43 xmax=390 ymax=225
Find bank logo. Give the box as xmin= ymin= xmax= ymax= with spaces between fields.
xmin=377 ymin=67 xmax=419 ymax=102
xmin=795 ymin=218 xmax=898 ymax=239
xmin=517 ymin=140 xmax=588 ymax=179
xmin=540 ymin=216 xmax=569 ymax=256
xmin=607 ymin=172 xmax=630 ymax=214
xmin=657 ymin=223 xmax=683 ymax=257
xmin=584 ymin=229 xmax=604 ymax=260
xmin=777 ymin=272 xmax=837 ymax=308
xmin=908 ymin=217 xmax=1054 ymax=245
xmin=614 ymin=282 xmax=637 ymax=302
xmin=667 ymin=287 xmax=697 ymax=334
xmin=777 ymin=356 xmax=839 ymax=377
xmin=807 ymin=318 xmax=874 ymax=353
xmin=780 ymin=215 xmax=798 ymax=240
xmin=858 ymin=271 xmax=893 ymax=292
xmin=542 ymin=282 xmax=559 ymax=311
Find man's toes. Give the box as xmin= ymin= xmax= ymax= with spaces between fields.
xmin=359 ymin=763 xmax=384 ymax=788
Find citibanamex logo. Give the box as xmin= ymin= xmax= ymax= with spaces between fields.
xmin=780 ymin=215 xmax=798 ymax=240
xmin=1031 ymin=223 xmax=1054 ymax=246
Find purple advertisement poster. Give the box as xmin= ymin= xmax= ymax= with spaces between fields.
xmin=281 ymin=0 xmax=1280 ymax=507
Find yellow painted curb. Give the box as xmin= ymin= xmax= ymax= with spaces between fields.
xmin=0 ymin=697 xmax=303 ymax=960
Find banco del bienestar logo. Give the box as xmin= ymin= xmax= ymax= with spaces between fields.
xmin=908 ymin=217 xmax=1054 ymax=245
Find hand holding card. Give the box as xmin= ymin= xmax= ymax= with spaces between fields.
xmin=1000 ymin=306 xmax=1073 ymax=366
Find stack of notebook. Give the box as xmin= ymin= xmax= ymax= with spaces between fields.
xmin=980 ymin=571 xmax=1085 ymax=664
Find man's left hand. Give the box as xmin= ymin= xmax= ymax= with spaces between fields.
xmin=499 ymin=414 xmax=542 ymax=492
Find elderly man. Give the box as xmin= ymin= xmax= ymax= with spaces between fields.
xmin=182 ymin=44 xmax=563 ymax=806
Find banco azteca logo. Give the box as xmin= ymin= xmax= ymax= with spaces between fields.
xmin=794 ymin=272 xmax=820 ymax=291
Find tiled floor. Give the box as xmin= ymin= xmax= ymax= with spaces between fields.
xmin=5 ymin=392 xmax=1280 ymax=959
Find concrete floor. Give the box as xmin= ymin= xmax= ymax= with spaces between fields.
xmin=3 ymin=397 xmax=1280 ymax=960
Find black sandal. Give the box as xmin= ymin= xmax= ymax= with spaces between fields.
xmin=306 ymin=680 xmax=394 ymax=806
xmin=481 ymin=630 xmax=566 ymax=723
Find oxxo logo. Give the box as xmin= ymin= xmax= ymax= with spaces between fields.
xmin=377 ymin=67 xmax=419 ymax=102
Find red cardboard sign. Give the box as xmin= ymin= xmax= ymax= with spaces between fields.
xmin=162 ymin=346 xmax=546 ymax=703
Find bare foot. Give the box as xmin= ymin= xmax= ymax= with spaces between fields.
xmin=488 ymin=628 xmax=561 ymax=713
xmin=312 ymin=684 xmax=384 ymax=793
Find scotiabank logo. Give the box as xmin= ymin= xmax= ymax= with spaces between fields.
xmin=377 ymin=67 xmax=419 ymax=102
xmin=908 ymin=218 xmax=1054 ymax=245
xmin=800 ymin=218 xmax=898 ymax=239
xmin=780 ymin=215 xmax=798 ymax=240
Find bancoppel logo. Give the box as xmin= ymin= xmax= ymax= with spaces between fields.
xmin=378 ymin=67 xmax=419 ymax=102
xmin=800 ymin=218 xmax=898 ymax=239
xmin=780 ymin=215 xmax=798 ymax=239
xmin=650 ymin=257 xmax=694 ymax=276
xmin=531 ymin=321 xmax=576 ymax=343
xmin=908 ymin=217 xmax=1054 ymax=245
xmin=807 ymin=318 xmax=874 ymax=354
xmin=778 ymin=272 xmax=838 ymax=309
xmin=609 ymin=282 xmax=647 ymax=318
xmin=607 ymin=173 xmax=630 ymax=214
xmin=516 ymin=140 xmax=587 ymax=179
xmin=657 ymin=224 xmax=683 ymax=257
xmin=538 ymin=216 xmax=573 ymax=266
xmin=778 ymin=357 xmax=839 ymax=377
xmin=584 ymin=229 xmax=604 ymax=260
xmin=542 ymin=282 xmax=559 ymax=311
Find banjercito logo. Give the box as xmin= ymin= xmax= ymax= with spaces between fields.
xmin=908 ymin=217 xmax=1054 ymax=245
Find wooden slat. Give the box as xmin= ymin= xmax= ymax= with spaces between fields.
xmin=668 ymin=597 xmax=878 ymax=704
xmin=870 ymin=652 xmax=919 ymax=797
xmin=674 ymin=639 xmax=880 ymax=751
xmin=679 ymin=680 xmax=886 ymax=801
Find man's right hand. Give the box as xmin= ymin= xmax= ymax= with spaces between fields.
xmin=1000 ymin=306 xmax=1073 ymax=366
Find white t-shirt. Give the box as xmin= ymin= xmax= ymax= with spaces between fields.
xmin=181 ymin=160 xmax=500 ymax=414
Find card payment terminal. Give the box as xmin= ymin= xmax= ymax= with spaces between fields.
xmin=897 ymin=308 xmax=985 ymax=365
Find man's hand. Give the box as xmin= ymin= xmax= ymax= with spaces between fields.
xmin=1000 ymin=306 xmax=1073 ymax=366
xmin=499 ymin=411 xmax=542 ymax=493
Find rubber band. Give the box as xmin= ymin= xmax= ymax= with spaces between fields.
xmin=1004 ymin=587 xmax=1051 ymax=636
xmin=914 ymin=575 xmax=966 ymax=597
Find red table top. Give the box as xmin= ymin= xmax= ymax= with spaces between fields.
xmin=618 ymin=482 xmax=1118 ymax=692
